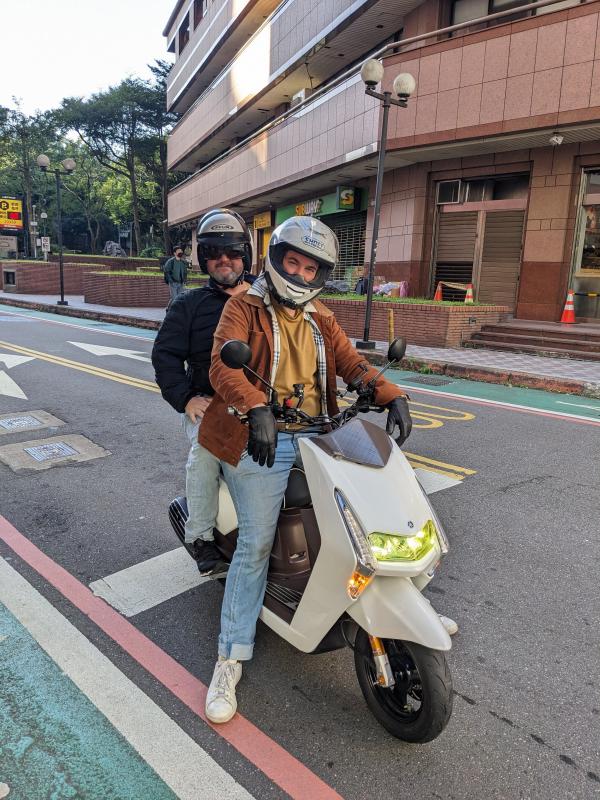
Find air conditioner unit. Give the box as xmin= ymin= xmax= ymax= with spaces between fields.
xmin=291 ymin=88 xmax=313 ymax=107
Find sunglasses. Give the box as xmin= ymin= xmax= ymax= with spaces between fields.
xmin=205 ymin=246 xmax=245 ymax=260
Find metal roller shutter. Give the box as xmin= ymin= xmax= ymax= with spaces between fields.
xmin=434 ymin=211 xmax=478 ymax=300
xmin=319 ymin=212 xmax=366 ymax=281
xmin=478 ymin=211 xmax=524 ymax=309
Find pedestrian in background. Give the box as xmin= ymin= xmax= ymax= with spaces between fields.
xmin=163 ymin=247 xmax=189 ymax=306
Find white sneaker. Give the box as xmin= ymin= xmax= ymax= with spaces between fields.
xmin=205 ymin=658 xmax=242 ymax=723
xmin=438 ymin=614 xmax=459 ymax=635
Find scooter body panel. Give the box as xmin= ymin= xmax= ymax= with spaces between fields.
xmin=347 ymin=576 xmax=452 ymax=650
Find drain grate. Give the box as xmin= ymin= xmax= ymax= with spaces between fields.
xmin=0 ymin=415 xmax=41 ymax=431
xmin=24 ymin=442 xmax=78 ymax=462
xmin=410 ymin=375 xmax=454 ymax=386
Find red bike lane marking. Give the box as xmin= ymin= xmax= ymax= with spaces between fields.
xmin=0 ymin=515 xmax=343 ymax=800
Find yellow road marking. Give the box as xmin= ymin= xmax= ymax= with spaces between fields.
xmin=404 ymin=451 xmax=477 ymax=477
xmin=0 ymin=339 xmax=160 ymax=393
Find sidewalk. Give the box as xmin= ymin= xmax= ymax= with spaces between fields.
xmin=2 ymin=291 xmax=600 ymax=397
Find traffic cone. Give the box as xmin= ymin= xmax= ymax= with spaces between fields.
xmin=560 ymin=289 xmax=575 ymax=323
xmin=434 ymin=282 xmax=443 ymax=301
xmin=464 ymin=284 xmax=474 ymax=304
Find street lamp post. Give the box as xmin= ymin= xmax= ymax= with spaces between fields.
xmin=356 ymin=61 xmax=416 ymax=349
xmin=36 ymin=154 xmax=76 ymax=306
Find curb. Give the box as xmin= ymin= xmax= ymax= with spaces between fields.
xmin=1 ymin=296 xmax=596 ymax=398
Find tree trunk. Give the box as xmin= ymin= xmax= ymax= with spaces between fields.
xmin=160 ymin=140 xmax=171 ymax=255
xmin=128 ymin=161 xmax=142 ymax=256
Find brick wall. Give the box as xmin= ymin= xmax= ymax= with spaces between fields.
xmin=321 ymin=297 xmax=508 ymax=347
xmin=0 ymin=261 xmax=97 ymax=294
xmin=49 ymin=254 xmax=161 ymax=270
xmin=83 ymin=273 xmax=171 ymax=307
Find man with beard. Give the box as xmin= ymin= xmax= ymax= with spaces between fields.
xmin=152 ymin=209 xmax=255 ymax=574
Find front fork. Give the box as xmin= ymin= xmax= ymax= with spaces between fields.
xmin=368 ymin=635 xmax=395 ymax=688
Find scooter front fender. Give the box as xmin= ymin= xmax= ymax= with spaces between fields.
xmin=347 ymin=576 xmax=452 ymax=651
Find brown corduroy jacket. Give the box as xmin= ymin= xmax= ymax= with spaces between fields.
xmin=199 ymin=291 xmax=406 ymax=466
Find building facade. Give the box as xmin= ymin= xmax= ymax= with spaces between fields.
xmin=164 ymin=0 xmax=600 ymax=322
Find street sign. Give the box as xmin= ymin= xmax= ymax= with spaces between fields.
xmin=41 ymin=237 xmax=51 ymax=253
xmin=0 ymin=198 xmax=23 ymax=230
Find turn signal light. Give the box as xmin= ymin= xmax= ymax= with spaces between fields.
xmin=347 ymin=570 xmax=373 ymax=600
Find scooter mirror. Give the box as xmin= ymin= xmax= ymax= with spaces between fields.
xmin=387 ymin=337 xmax=407 ymax=363
xmin=221 ymin=339 xmax=252 ymax=369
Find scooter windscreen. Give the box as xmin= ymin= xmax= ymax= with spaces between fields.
xmin=313 ymin=419 xmax=392 ymax=468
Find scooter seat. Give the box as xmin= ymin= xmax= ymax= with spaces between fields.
xmin=282 ymin=466 xmax=312 ymax=509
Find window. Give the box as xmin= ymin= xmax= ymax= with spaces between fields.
xmin=452 ymin=0 xmax=583 ymax=27
xmin=178 ymin=14 xmax=190 ymax=53
xmin=437 ymin=180 xmax=462 ymax=204
xmin=193 ymin=0 xmax=203 ymax=28
xmin=167 ymin=38 xmax=175 ymax=54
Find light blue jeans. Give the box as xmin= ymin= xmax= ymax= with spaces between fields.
xmin=169 ymin=282 xmax=186 ymax=303
xmin=181 ymin=414 xmax=221 ymax=544
xmin=218 ymin=433 xmax=309 ymax=661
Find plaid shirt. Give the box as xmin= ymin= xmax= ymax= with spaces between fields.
xmin=247 ymin=276 xmax=328 ymax=416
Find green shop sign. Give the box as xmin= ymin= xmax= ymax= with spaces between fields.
xmin=275 ymin=187 xmax=365 ymax=225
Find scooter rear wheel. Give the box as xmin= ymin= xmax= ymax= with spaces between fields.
xmin=354 ymin=629 xmax=453 ymax=743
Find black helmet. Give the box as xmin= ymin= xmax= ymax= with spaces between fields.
xmin=196 ymin=208 xmax=253 ymax=274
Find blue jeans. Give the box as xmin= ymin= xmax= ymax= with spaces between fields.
xmin=218 ymin=433 xmax=309 ymax=661
xmin=169 ymin=282 xmax=186 ymax=303
xmin=181 ymin=414 xmax=220 ymax=544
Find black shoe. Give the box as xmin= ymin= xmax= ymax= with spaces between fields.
xmin=190 ymin=539 xmax=228 ymax=576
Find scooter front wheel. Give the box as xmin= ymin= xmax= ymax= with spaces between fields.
xmin=354 ymin=629 xmax=453 ymax=743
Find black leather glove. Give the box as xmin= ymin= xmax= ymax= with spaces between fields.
xmin=386 ymin=395 xmax=412 ymax=446
xmin=247 ymin=406 xmax=278 ymax=468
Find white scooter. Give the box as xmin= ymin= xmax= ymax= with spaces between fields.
xmin=169 ymin=338 xmax=453 ymax=742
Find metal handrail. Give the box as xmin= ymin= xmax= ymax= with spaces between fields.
xmin=171 ymin=0 xmax=585 ymax=195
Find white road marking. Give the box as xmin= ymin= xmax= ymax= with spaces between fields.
xmin=69 ymin=341 xmax=151 ymax=362
xmin=90 ymin=547 xmax=210 ymax=617
xmin=396 ymin=382 xmax=600 ymax=424
xmin=0 ymin=353 xmax=35 ymax=369
xmin=414 ymin=468 xmax=462 ymax=494
xmin=0 ymin=370 xmax=27 ymax=399
xmin=0 ymin=557 xmax=253 ymax=800
xmin=0 ymin=307 xmax=155 ymax=341
xmin=556 ymin=400 xmax=600 ymax=411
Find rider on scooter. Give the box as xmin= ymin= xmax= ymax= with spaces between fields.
xmin=152 ymin=209 xmax=255 ymax=574
xmin=199 ymin=216 xmax=457 ymax=724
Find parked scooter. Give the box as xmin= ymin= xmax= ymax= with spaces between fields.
xmin=169 ymin=338 xmax=453 ymax=742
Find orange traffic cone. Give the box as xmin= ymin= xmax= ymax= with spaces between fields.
xmin=464 ymin=284 xmax=474 ymax=304
xmin=434 ymin=282 xmax=443 ymax=301
xmin=560 ymin=290 xmax=575 ymax=323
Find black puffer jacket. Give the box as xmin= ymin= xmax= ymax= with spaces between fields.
xmin=151 ymin=275 xmax=255 ymax=413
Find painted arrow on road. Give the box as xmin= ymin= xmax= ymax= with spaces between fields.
xmin=69 ymin=342 xmax=151 ymax=363
xmin=0 ymin=353 xmax=35 ymax=399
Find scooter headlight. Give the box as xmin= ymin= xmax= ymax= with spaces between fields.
xmin=368 ymin=520 xmax=437 ymax=562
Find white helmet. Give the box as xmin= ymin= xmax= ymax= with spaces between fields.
xmin=196 ymin=208 xmax=252 ymax=275
xmin=265 ymin=216 xmax=339 ymax=308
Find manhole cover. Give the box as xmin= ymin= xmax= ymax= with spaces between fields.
xmin=0 ymin=415 xmax=41 ymax=431
xmin=24 ymin=442 xmax=78 ymax=462
xmin=410 ymin=376 xmax=453 ymax=386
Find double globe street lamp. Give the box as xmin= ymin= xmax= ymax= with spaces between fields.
xmin=36 ymin=154 xmax=76 ymax=306
xmin=356 ymin=60 xmax=416 ymax=349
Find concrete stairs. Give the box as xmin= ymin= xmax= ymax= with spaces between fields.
xmin=464 ymin=320 xmax=600 ymax=361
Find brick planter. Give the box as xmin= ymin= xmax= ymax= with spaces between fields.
xmin=49 ymin=254 xmax=159 ymax=270
xmin=83 ymin=272 xmax=170 ymax=307
xmin=320 ymin=297 xmax=509 ymax=347
xmin=0 ymin=261 xmax=107 ymax=294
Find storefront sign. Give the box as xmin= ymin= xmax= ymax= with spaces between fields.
xmin=0 ymin=235 xmax=17 ymax=253
xmin=336 ymin=186 xmax=358 ymax=210
xmin=0 ymin=198 xmax=23 ymax=230
xmin=253 ymin=211 xmax=273 ymax=229
xmin=295 ymin=198 xmax=322 ymax=216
